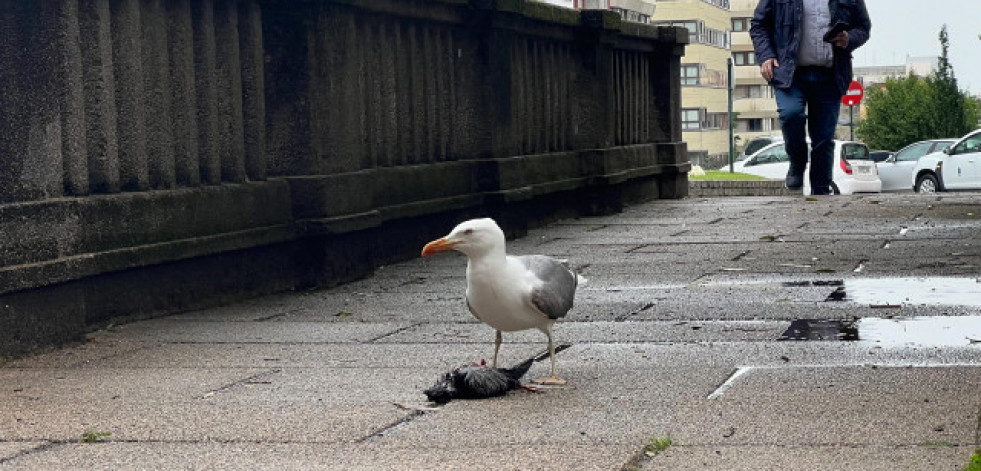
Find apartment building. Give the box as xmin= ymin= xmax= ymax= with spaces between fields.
xmin=652 ymin=0 xmax=733 ymax=167
xmin=535 ymin=0 xmax=657 ymax=23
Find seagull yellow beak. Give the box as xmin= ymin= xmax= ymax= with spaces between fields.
xmin=421 ymin=237 xmax=455 ymax=256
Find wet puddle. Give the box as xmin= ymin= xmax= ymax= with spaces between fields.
xmin=780 ymin=317 xmax=981 ymax=347
xmin=826 ymin=277 xmax=981 ymax=307
xmin=782 ymin=277 xmax=981 ymax=346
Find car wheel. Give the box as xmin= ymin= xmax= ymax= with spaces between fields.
xmin=915 ymin=174 xmax=938 ymax=193
xmin=830 ymin=182 xmax=841 ymax=195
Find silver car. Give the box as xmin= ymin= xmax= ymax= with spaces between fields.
xmin=876 ymin=139 xmax=955 ymax=192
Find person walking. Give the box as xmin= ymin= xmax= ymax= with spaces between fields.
xmin=750 ymin=0 xmax=871 ymax=195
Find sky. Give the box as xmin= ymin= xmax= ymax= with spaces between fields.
xmin=854 ymin=0 xmax=981 ymax=94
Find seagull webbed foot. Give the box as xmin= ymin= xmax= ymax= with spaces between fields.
xmin=532 ymin=375 xmax=567 ymax=386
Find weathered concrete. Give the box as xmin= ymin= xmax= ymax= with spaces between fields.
xmin=1 ymin=0 xmax=689 ymax=357
xmin=1 ymin=193 xmax=980 ymax=470
xmin=689 ymin=180 xmax=798 ymax=197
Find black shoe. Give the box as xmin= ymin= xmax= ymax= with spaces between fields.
xmin=785 ymin=174 xmax=803 ymax=190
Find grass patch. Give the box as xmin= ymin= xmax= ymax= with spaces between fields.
xmin=689 ymin=170 xmax=769 ymax=181
xmin=81 ymin=430 xmax=111 ymax=443
xmin=644 ymin=436 xmax=674 ymax=457
xmin=965 ymin=449 xmax=981 ymax=471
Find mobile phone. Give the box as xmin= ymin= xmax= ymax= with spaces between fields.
xmin=823 ymin=21 xmax=850 ymax=43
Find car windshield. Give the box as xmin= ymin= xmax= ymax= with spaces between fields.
xmin=842 ymin=143 xmax=870 ymax=160
xmin=740 ymin=138 xmax=778 ymax=159
xmin=752 ymin=144 xmax=789 ymax=164
xmin=952 ymin=132 xmax=981 ymax=154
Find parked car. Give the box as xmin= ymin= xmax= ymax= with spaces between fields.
xmin=729 ymin=140 xmax=881 ymax=194
xmin=869 ymin=150 xmax=892 ymax=162
xmin=721 ymin=135 xmax=784 ymax=170
xmin=877 ymin=139 xmax=956 ymax=191
xmin=739 ymin=135 xmax=783 ymax=160
xmin=911 ymin=129 xmax=981 ymax=192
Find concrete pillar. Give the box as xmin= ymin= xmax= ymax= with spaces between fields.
xmin=191 ymin=0 xmax=221 ymax=184
xmin=142 ymin=0 xmax=176 ymax=190
xmin=393 ymin=21 xmax=412 ymax=166
xmin=167 ymin=0 xmax=201 ymax=187
xmin=572 ymin=9 xmax=620 ymax=150
xmin=311 ymin=8 xmax=366 ymax=174
xmin=261 ymin=6 xmax=313 ymax=176
xmin=0 ymin=2 xmax=65 ymax=203
xmin=110 ymin=0 xmax=149 ymax=191
xmin=651 ymin=28 xmax=686 ymax=143
xmin=214 ymin=0 xmax=246 ymax=182
xmin=377 ymin=19 xmax=399 ymax=167
xmin=57 ymin=0 xmax=89 ymax=197
xmin=79 ymin=0 xmax=121 ymax=194
xmin=238 ymin=0 xmax=266 ymax=181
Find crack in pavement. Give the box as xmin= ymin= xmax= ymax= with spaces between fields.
xmin=0 ymin=442 xmax=59 ymax=466
xmin=198 ymin=369 xmax=281 ymax=399
xmin=365 ymin=323 xmax=424 ymax=343
xmin=356 ymin=410 xmax=427 ymax=443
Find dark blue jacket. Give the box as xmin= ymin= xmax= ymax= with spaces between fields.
xmin=750 ymin=0 xmax=871 ymax=95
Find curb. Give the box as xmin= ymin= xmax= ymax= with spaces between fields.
xmin=688 ymin=180 xmax=798 ymax=197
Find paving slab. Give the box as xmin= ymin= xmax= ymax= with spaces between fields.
xmin=0 ymin=401 xmax=408 ymax=443
xmin=88 ymin=343 xmax=545 ymax=369
xmin=0 ymin=367 xmax=268 ymax=403
xmin=637 ymin=445 xmax=975 ymax=471
xmin=0 ymin=443 xmax=636 ymax=471
xmin=105 ymin=319 xmax=416 ymax=344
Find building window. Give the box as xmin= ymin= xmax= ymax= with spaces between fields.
xmin=733 ymin=51 xmax=756 ymax=66
xmin=682 ymin=109 xmax=729 ymax=131
xmin=654 ymin=19 xmax=729 ymax=49
xmin=731 ymin=18 xmax=750 ymax=32
xmin=701 ymin=0 xmax=730 ymax=9
xmin=681 ymin=64 xmax=700 ymax=86
xmin=659 ymin=20 xmax=698 ymax=44
xmin=747 ymin=119 xmax=763 ymax=132
xmin=610 ymin=7 xmax=651 ymax=24
xmin=702 ymin=112 xmax=729 ymax=130
xmin=734 ymin=85 xmax=770 ymax=99
xmin=682 ymin=109 xmax=702 ymax=130
xmin=579 ymin=0 xmax=605 ymax=9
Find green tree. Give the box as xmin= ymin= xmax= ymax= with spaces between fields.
xmin=855 ymin=75 xmax=933 ymax=151
xmin=856 ymin=25 xmax=979 ymax=150
xmin=928 ymin=25 xmax=975 ymax=138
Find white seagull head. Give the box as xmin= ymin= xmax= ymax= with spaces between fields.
xmin=421 ymin=218 xmax=506 ymax=259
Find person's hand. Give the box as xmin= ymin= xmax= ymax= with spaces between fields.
xmin=831 ymin=30 xmax=849 ymax=49
xmin=760 ymin=58 xmax=779 ymax=81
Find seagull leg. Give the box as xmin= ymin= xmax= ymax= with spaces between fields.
xmin=533 ymin=331 xmax=567 ymax=385
xmin=492 ymin=330 xmax=502 ymax=368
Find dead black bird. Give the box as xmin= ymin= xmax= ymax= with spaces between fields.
xmin=424 ymin=358 xmax=535 ymax=404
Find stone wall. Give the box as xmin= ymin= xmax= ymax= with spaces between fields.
xmin=0 ymin=0 xmax=689 ymax=357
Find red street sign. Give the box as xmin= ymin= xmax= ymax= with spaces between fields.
xmin=842 ymin=80 xmax=864 ymax=106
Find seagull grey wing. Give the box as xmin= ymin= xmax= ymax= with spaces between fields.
xmin=517 ymin=255 xmax=578 ymax=320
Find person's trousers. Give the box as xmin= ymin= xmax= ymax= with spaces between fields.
xmin=775 ymin=66 xmax=843 ymax=195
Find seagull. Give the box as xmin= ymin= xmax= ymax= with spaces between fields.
xmin=421 ymin=218 xmax=582 ymax=385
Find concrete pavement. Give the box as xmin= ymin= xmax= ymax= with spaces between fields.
xmin=2 ymin=192 xmax=981 ymax=470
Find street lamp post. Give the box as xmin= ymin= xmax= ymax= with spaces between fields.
xmin=728 ymin=57 xmax=734 ymax=173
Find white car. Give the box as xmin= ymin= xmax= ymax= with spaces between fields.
xmin=911 ymin=128 xmax=981 ymax=192
xmin=731 ymin=140 xmax=881 ymax=194
xmin=876 ymin=139 xmax=955 ymax=192
xmin=719 ymin=135 xmax=783 ymax=171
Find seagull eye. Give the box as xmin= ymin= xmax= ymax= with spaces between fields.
xmin=463 ymin=229 xmax=473 ymax=235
